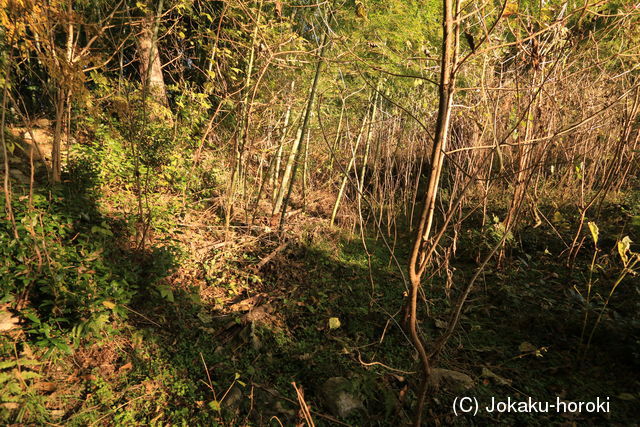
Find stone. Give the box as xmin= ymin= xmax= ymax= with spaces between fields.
xmin=321 ymin=377 xmax=365 ymax=419
xmin=251 ymin=386 xmax=296 ymax=424
xmin=428 ymin=368 xmax=474 ymax=392
xmin=33 ymin=118 xmax=51 ymax=128
xmin=221 ymin=384 xmax=243 ymax=412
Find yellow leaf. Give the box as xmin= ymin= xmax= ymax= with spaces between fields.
xmin=503 ymin=2 xmax=518 ymax=17
xmin=329 ymin=317 xmax=341 ymax=329
xmin=102 ymin=301 xmax=116 ymax=310
xmin=552 ymin=211 xmax=563 ymax=223
xmin=587 ymin=222 xmax=599 ymax=245
xmin=355 ymin=0 xmax=367 ymax=20
xmin=618 ymin=236 xmax=632 ymax=265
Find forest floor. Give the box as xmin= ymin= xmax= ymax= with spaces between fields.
xmin=1 ymin=158 xmax=640 ymax=426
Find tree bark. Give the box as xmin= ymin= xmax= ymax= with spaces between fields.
xmin=356 ymin=79 xmax=381 ymax=212
xmin=274 ymin=30 xmax=329 ymax=228
xmin=407 ymin=0 xmax=458 ymax=424
xmin=1 ymin=38 xmax=18 ymax=238
xmin=226 ymin=0 xmax=263 ymax=230
xmin=51 ymin=0 xmax=74 ymax=183
xmin=138 ymin=1 xmax=167 ymax=106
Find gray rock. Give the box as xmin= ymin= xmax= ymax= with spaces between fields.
xmin=251 ymin=386 xmax=296 ymax=424
xmin=428 ymin=368 xmax=474 ymax=392
xmin=321 ymin=377 xmax=364 ymax=419
xmin=221 ymin=384 xmax=243 ymax=412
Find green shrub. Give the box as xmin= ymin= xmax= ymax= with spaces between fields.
xmin=0 ymin=192 xmax=135 ymax=351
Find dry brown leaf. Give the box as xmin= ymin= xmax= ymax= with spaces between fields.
xmin=34 ymin=382 xmax=57 ymax=392
xmin=118 ymin=362 xmax=133 ymax=373
xmin=0 ymin=309 xmax=20 ymax=332
xmin=1 ymin=402 xmax=19 ymax=410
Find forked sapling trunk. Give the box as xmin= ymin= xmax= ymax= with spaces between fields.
xmin=407 ymin=0 xmax=458 ymax=424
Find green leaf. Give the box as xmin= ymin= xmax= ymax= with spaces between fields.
xmin=88 ymin=313 xmax=110 ymax=332
xmin=51 ymin=339 xmax=72 ymax=354
xmin=0 ymin=372 xmax=14 ymax=383
xmin=209 ymin=400 xmax=221 ymax=411
xmin=518 ymin=342 xmax=537 ymax=353
xmin=20 ymin=371 xmax=41 ymax=380
xmin=157 ymin=285 xmax=174 ymax=302
xmin=0 ymin=361 xmax=17 ymax=370
xmin=197 ymin=311 xmax=212 ymax=323
xmin=23 ymin=312 xmax=40 ymax=324
xmin=90 ymin=224 xmax=113 ymax=237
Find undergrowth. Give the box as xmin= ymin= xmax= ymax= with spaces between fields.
xmin=1 ymin=137 xmax=639 ymax=425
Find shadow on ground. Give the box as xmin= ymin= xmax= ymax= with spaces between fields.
xmin=4 ymin=157 xmax=639 ymax=425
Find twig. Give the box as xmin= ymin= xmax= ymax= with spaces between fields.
xmin=270 ymin=416 xmax=285 ymax=427
xmin=255 ymin=242 xmax=288 ymax=270
xmin=200 ymin=352 xmax=217 ymax=401
xmin=122 ymin=305 xmax=161 ymax=327
xmin=292 ymin=382 xmax=315 ymax=427
xmin=253 ymin=382 xmax=349 ymax=426
xmin=356 ymin=350 xmax=416 ymax=375
xmin=89 ymin=394 xmax=148 ymax=426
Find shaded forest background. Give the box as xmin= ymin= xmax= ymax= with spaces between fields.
xmin=1 ymin=0 xmax=640 ymax=425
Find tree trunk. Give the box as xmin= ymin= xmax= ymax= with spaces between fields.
xmin=272 ymin=91 xmax=293 ymax=202
xmin=330 ymin=95 xmax=372 ymax=226
xmin=138 ymin=1 xmax=167 ymax=106
xmin=356 ymin=79 xmax=381 ymax=217
xmin=226 ymin=0 xmax=263 ymax=230
xmin=274 ymin=29 xmax=329 ymax=227
xmin=407 ymin=0 xmax=458 ymax=424
xmin=51 ymin=0 xmax=74 ymax=183
xmin=1 ymin=41 xmax=18 ymax=238
xmin=51 ymin=88 xmax=65 ymax=183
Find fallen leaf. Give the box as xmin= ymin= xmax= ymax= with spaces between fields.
xmin=118 ymin=362 xmax=133 ymax=373
xmin=49 ymin=409 xmax=65 ymax=418
xmin=329 ymin=317 xmax=341 ymax=330
xmin=1 ymin=402 xmax=19 ymax=409
xmin=34 ymin=382 xmax=57 ymax=392
xmin=0 ymin=309 xmax=19 ymax=332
